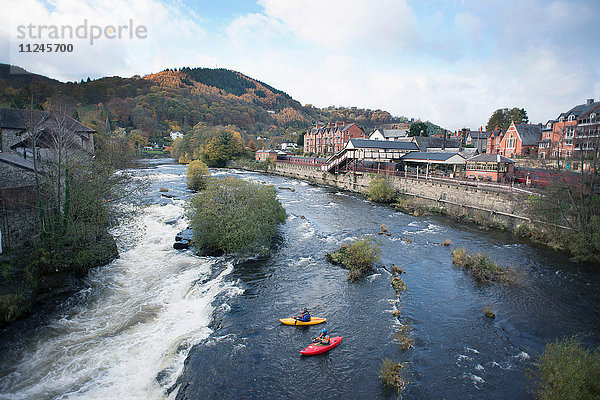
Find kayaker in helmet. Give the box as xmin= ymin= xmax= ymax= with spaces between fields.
xmin=294 ymin=308 xmax=311 ymax=323
xmin=313 ymin=328 xmax=330 ymax=345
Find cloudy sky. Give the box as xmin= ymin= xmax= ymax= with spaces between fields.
xmin=1 ymin=0 xmax=598 ymax=130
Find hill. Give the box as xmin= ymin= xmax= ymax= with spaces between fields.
xmin=0 ymin=63 xmax=440 ymax=148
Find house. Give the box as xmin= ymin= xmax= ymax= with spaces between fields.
xmin=538 ymin=120 xmax=555 ymax=159
xmin=547 ymin=99 xmax=600 ymax=159
xmin=0 ymin=107 xmax=95 ymax=160
xmin=323 ymin=138 xmax=419 ymax=172
xmin=486 ymin=129 xmax=505 ymax=154
xmin=466 ymin=129 xmax=490 ymax=153
xmin=368 ymin=128 xmax=409 ymax=141
xmin=400 ymin=152 xmax=466 ymax=178
xmin=170 ymin=131 xmax=184 ymax=141
xmin=303 ymin=121 xmax=365 ymax=155
xmin=465 ymin=153 xmax=515 ymax=182
xmin=255 ymin=149 xmax=278 ymax=162
xmin=499 ymin=123 xmax=542 ymax=158
xmin=280 ymin=141 xmax=299 ymax=151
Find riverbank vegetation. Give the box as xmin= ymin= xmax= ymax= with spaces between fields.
xmin=0 ymin=95 xmax=144 ymax=327
xmin=326 ymin=238 xmax=381 ymax=281
xmin=186 ymin=177 xmax=286 ymax=257
xmin=187 ymin=159 xmax=211 ymax=191
xmin=451 ymin=247 xmax=516 ymax=284
xmin=368 ymin=177 xmax=397 ymax=203
xmin=534 ymin=336 xmax=600 ymax=400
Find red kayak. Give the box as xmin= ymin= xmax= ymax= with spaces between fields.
xmin=300 ymin=336 xmax=343 ymax=355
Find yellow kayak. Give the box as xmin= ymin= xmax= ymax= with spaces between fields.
xmin=280 ymin=317 xmax=327 ymax=326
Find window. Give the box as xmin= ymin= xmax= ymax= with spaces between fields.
xmin=568 ymin=115 xmax=576 ymax=122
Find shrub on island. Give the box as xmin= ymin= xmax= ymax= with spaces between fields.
xmin=326 ymin=237 xmax=381 ymax=281
xmin=187 ymin=159 xmax=211 ymax=191
xmin=186 ymin=177 xmax=286 ymax=256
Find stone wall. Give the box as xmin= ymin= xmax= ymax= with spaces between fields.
xmin=270 ymin=162 xmax=535 ymax=231
xmin=0 ymin=160 xmax=38 ymax=252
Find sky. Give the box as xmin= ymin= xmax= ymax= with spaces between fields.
xmin=0 ymin=0 xmax=599 ymax=130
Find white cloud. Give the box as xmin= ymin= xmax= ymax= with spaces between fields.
xmin=0 ymin=0 xmax=209 ymax=80
xmin=257 ymin=0 xmax=420 ymax=53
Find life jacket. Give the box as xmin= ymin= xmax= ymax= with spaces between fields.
xmin=300 ymin=313 xmax=311 ymax=322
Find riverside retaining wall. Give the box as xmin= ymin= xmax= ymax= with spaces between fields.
xmin=269 ymin=162 xmax=536 ymax=231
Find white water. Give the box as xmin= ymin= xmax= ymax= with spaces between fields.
xmin=0 ymin=200 xmax=241 ymax=400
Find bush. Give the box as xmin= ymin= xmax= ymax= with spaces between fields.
xmin=187 ymin=159 xmax=211 ymax=191
xmin=535 ymin=336 xmax=600 ymax=400
xmin=380 ymin=358 xmax=408 ymax=393
xmin=326 ymin=238 xmax=381 ymax=280
xmin=451 ymin=247 xmax=515 ymax=284
xmin=368 ymin=177 xmax=397 ymax=203
xmin=186 ymin=177 xmax=286 ymax=256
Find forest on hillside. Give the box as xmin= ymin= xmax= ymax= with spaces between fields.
xmin=0 ymin=64 xmax=439 ymax=151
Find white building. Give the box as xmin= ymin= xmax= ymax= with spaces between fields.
xmin=368 ymin=128 xmax=409 ymax=141
xmin=170 ymin=131 xmax=184 ymax=141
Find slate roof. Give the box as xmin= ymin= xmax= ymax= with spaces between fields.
xmin=414 ymin=136 xmax=461 ymax=150
xmin=0 ymin=152 xmax=35 ymax=171
xmin=468 ymin=130 xmax=490 ymax=139
xmin=557 ymin=99 xmax=600 ymax=120
xmin=382 ymin=128 xmax=409 ymax=138
xmin=348 ymin=138 xmax=419 ymax=151
xmin=514 ymin=124 xmax=542 ymax=146
xmin=0 ymin=107 xmax=28 ymax=130
xmin=0 ymin=107 xmax=94 ymax=133
xmin=401 ymin=152 xmax=464 ymax=162
xmin=467 ymin=154 xmax=514 ymax=163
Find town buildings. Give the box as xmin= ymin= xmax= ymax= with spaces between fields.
xmin=542 ymin=99 xmax=600 ymax=159
xmin=499 ymin=123 xmax=542 ymax=158
xmin=303 ymin=121 xmax=365 ymax=155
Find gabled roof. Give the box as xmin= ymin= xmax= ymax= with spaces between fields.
xmin=467 ymin=153 xmax=514 ymax=163
xmin=513 ymin=124 xmax=542 ymax=146
xmin=467 ymin=130 xmax=490 ymax=139
xmin=347 ymin=138 xmax=419 ymax=151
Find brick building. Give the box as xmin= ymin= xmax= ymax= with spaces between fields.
xmin=499 ymin=123 xmax=542 ymax=158
xmin=303 ymin=122 xmax=365 ymax=155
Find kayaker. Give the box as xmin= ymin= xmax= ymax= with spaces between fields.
xmin=294 ymin=308 xmax=311 ymax=322
xmin=313 ymin=328 xmax=330 ymax=345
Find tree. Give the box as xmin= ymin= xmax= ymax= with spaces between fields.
xmin=187 ymin=159 xmax=210 ymax=191
xmin=186 ymin=177 xmax=286 ymax=256
xmin=486 ymin=108 xmax=529 ymax=131
xmin=409 ymin=121 xmax=428 ymax=137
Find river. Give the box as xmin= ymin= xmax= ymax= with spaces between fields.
xmin=0 ymin=160 xmax=598 ymax=399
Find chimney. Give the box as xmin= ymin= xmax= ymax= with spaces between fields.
xmin=587 ymin=98 xmax=595 ymax=105
xmin=442 ymin=130 xmax=447 ymax=150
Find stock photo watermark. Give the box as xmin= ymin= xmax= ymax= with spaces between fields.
xmin=13 ymin=19 xmax=148 ymax=54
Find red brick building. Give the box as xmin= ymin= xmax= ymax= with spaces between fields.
xmin=255 ymin=149 xmax=278 ymax=162
xmin=486 ymin=129 xmax=504 ymax=154
xmin=542 ymin=99 xmax=600 ymax=159
xmin=498 ymin=123 xmax=542 ymax=158
xmin=303 ymin=122 xmax=365 ymax=155
xmin=465 ymin=154 xmax=515 ymax=182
